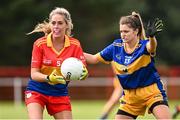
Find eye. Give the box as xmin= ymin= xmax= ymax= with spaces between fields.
xmin=57 ymin=21 xmax=63 ymax=25
xmin=51 ymin=21 xmax=56 ymax=25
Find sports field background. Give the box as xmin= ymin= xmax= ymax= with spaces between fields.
xmin=0 ymin=100 xmax=179 ymax=119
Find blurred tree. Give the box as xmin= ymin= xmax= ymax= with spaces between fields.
xmin=0 ymin=0 xmax=179 ymax=66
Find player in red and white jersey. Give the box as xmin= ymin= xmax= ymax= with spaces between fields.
xmin=25 ymin=7 xmax=88 ymax=119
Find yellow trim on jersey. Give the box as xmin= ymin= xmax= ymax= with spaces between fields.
xmin=47 ymin=33 xmax=70 ymax=47
xmin=96 ymin=53 xmax=110 ymax=64
xmin=41 ymin=65 xmax=62 ymax=76
xmin=112 ymin=55 xmax=151 ymax=75
xmin=70 ymin=40 xmax=80 ymax=46
xmin=47 ymin=33 xmax=52 ymax=47
xmin=113 ymin=77 xmax=121 ymax=88
xmin=46 ymin=33 xmax=70 ymax=55
xmin=64 ymin=35 xmax=70 ymax=47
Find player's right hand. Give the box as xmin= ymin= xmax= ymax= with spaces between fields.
xmin=48 ymin=69 xmax=66 ymax=84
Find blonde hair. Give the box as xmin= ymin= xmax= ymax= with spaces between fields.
xmin=119 ymin=11 xmax=147 ymax=40
xmin=27 ymin=7 xmax=73 ymax=36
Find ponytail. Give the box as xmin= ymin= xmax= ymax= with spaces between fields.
xmin=131 ymin=11 xmax=147 ymax=40
xmin=27 ymin=21 xmax=51 ymax=35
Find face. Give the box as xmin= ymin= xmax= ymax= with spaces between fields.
xmin=120 ymin=24 xmax=138 ymax=43
xmin=50 ymin=14 xmax=68 ymax=38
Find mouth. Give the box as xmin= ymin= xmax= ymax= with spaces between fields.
xmin=122 ymin=39 xmax=127 ymax=43
xmin=53 ymin=29 xmax=60 ymax=34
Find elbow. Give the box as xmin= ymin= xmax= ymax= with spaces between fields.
xmin=30 ymin=70 xmax=37 ymax=80
xmin=30 ymin=73 xmax=35 ymax=80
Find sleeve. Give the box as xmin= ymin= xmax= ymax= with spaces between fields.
xmin=99 ymin=43 xmax=114 ymax=62
xmin=73 ymin=43 xmax=87 ymax=66
xmin=113 ymin=77 xmax=121 ymax=88
xmin=144 ymin=39 xmax=156 ymax=57
xmin=31 ymin=42 xmax=43 ymax=68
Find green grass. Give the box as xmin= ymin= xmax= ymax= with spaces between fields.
xmin=0 ymin=100 xmax=180 ymax=119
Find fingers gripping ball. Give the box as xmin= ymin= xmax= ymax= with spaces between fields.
xmin=146 ymin=18 xmax=163 ymax=37
xmin=79 ymin=66 xmax=88 ymax=80
xmin=61 ymin=57 xmax=87 ymax=80
xmin=48 ymin=69 xmax=66 ymax=84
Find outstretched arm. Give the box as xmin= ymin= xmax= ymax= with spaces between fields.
xmin=83 ymin=52 xmax=99 ymax=64
xmin=146 ymin=37 xmax=157 ymax=54
xmin=146 ymin=18 xmax=163 ymax=54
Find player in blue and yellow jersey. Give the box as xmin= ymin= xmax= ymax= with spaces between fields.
xmin=84 ymin=11 xmax=171 ymax=119
xmin=25 ymin=7 xmax=88 ymax=119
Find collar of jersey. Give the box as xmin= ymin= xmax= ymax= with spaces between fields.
xmin=47 ymin=33 xmax=70 ymax=48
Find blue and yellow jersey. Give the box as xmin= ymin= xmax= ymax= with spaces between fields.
xmin=27 ymin=33 xmax=86 ymax=96
xmin=97 ymin=39 xmax=161 ymax=89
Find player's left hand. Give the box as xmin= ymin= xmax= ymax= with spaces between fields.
xmin=146 ymin=18 xmax=163 ymax=37
xmin=48 ymin=69 xmax=66 ymax=84
xmin=79 ymin=65 xmax=88 ymax=80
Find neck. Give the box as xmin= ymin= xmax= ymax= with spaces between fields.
xmin=124 ymin=38 xmax=139 ymax=54
xmin=52 ymin=35 xmax=65 ymax=44
xmin=51 ymin=35 xmax=65 ymax=52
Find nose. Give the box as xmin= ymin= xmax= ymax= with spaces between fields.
xmin=121 ymin=33 xmax=125 ymax=39
xmin=54 ymin=23 xmax=58 ymax=27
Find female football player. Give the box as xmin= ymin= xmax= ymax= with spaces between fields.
xmin=172 ymin=105 xmax=180 ymax=119
xmin=100 ymin=64 xmax=123 ymax=119
xmin=84 ymin=12 xmax=171 ymax=119
xmin=100 ymin=77 xmax=122 ymax=119
xmin=25 ymin=7 xmax=88 ymax=119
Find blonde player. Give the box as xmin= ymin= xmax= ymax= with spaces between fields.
xmin=25 ymin=7 xmax=88 ymax=119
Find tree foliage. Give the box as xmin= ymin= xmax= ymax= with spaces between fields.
xmin=0 ymin=0 xmax=180 ymax=66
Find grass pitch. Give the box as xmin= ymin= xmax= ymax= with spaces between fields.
xmin=0 ymin=100 xmax=179 ymax=119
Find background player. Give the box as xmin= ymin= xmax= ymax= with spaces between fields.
xmin=100 ymin=77 xmax=122 ymax=119
xmin=172 ymin=105 xmax=180 ymax=119
xmin=84 ymin=11 xmax=171 ymax=119
xmin=25 ymin=7 xmax=88 ymax=119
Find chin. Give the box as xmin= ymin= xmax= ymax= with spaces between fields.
xmin=53 ymin=34 xmax=61 ymax=38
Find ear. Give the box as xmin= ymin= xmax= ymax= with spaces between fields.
xmin=134 ymin=28 xmax=139 ymax=35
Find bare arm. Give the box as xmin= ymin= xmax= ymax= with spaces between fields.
xmin=31 ymin=68 xmax=47 ymax=82
xmin=146 ymin=36 xmax=157 ymax=54
xmin=83 ymin=52 xmax=99 ymax=64
xmin=146 ymin=18 xmax=163 ymax=54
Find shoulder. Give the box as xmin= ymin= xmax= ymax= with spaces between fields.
xmin=33 ymin=36 xmax=47 ymax=47
xmin=113 ymin=38 xmax=123 ymax=47
xmin=69 ymin=37 xmax=81 ymax=46
xmin=113 ymin=38 xmax=123 ymax=43
xmin=140 ymin=39 xmax=149 ymax=44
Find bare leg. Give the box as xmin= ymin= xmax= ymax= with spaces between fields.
xmin=53 ymin=110 xmax=72 ymax=119
xmin=173 ymin=105 xmax=180 ymax=119
xmin=152 ymin=104 xmax=171 ymax=119
xmin=27 ymin=103 xmax=44 ymax=120
xmin=115 ymin=114 xmax=134 ymax=120
xmin=100 ymin=85 xmax=122 ymax=119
